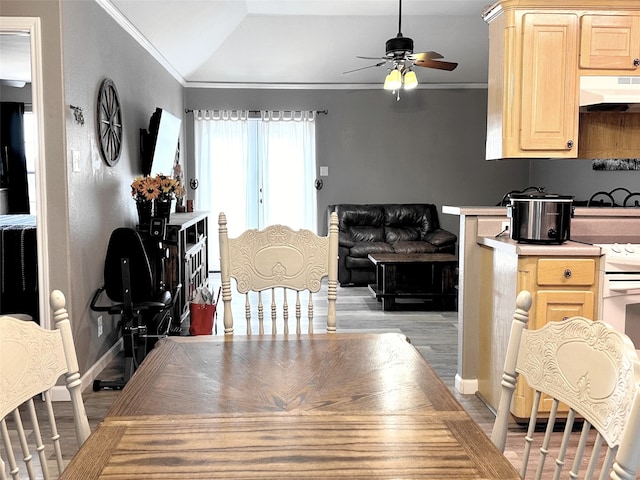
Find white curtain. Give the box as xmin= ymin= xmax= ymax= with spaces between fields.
xmin=194 ymin=109 xmax=316 ymax=271
xmin=194 ymin=110 xmax=249 ymax=270
xmin=259 ymin=110 xmax=316 ymax=228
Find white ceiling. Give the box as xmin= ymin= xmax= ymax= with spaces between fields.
xmin=0 ymin=0 xmax=493 ymax=88
xmin=106 ymin=0 xmax=492 ymax=87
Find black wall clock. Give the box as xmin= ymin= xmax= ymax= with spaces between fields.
xmin=96 ymin=78 xmax=122 ymax=167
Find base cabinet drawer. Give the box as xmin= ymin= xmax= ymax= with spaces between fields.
xmin=536 ymin=258 xmax=596 ymax=286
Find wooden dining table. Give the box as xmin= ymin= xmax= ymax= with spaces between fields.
xmin=61 ymin=332 xmax=518 ymax=479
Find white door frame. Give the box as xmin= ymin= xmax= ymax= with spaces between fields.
xmin=0 ymin=17 xmax=50 ymax=328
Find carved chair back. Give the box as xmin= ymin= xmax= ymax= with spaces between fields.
xmin=491 ymin=290 xmax=640 ymax=480
xmin=218 ymin=212 xmax=339 ymax=335
xmin=0 ymin=290 xmax=90 ymax=479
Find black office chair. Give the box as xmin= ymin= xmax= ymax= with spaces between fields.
xmin=90 ymin=225 xmax=181 ymax=390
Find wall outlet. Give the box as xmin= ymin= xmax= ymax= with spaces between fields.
xmin=97 ymin=316 xmax=103 ymax=338
xmin=501 ymin=221 xmax=510 ymax=233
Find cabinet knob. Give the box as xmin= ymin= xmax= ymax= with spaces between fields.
xmin=562 ymin=316 xmax=569 ymax=322
xmin=634 ymin=58 xmax=640 ymax=67
xmin=566 ymin=140 xmax=574 ymax=149
xmin=564 ymin=268 xmax=572 ymax=278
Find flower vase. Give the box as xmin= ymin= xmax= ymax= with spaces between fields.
xmin=154 ymin=198 xmax=173 ymax=222
xmin=136 ymin=201 xmax=152 ymax=226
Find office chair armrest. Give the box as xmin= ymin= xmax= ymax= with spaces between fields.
xmin=90 ymin=286 xmax=125 ymax=315
xmin=90 ymin=286 xmax=111 ymax=312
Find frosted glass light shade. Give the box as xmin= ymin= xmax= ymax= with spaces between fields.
xmin=404 ymin=70 xmax=418 ymax=89
xmin=384 ymin=69 xmax=402 ymax=91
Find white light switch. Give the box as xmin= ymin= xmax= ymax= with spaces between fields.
xmin=320 ymin=166 xmax=328 ymax=176
xmin=72 ymin=150 xmax=81 ymax=172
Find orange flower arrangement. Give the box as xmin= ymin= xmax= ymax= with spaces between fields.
xmin=131 ymin=174 xmax=184 ymax=203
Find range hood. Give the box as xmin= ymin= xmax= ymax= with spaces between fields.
xmin=580 ymin=76 xmax=640 ymax=112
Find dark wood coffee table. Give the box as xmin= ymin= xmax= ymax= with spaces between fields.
xmin=368 ymin=253 xmax=458 ymax=311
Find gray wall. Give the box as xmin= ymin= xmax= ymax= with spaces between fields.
xmin=61 ymin=0 xmax=184 ymax=369
xmin=2 ymin=0 xmax=184 ymax=372
xmin=530 ymin=159 xmax=640 ymax=202
xmin=0 ymin=83 xmax=32 ymax=103
xmin=184 ymin=87 xmax=529 ymax=236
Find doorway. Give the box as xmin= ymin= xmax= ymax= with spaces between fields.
xmin=0 ymin=17 xmax=50 ymax=327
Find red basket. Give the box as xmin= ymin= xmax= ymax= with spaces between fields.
xmin=189 ymin=303 xmax=216 ymax=335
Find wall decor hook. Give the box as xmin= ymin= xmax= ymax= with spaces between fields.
xmin=69 ymin=105 xmax=85 ymax=126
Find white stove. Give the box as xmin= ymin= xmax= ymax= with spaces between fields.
xmin=576 ymin=237 xmax=640 ymax=352
xmin=596 ymin=242 xmax=640 ymax=275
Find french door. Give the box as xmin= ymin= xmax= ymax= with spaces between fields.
xmin=193 ymin=111 xmax=317 ymax=270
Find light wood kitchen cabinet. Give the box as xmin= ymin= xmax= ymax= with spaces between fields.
xmin=485 ymin=10 xmax=579 ymax=159
xmin=478 ymin=250 xmax=599 ymax=420
xmin=580 ymin=15 xmax=640 ymax=71
xmin=521 ymin=14 xmax=579 ymax=153
xmin=484 ymin=1 xmax=640 ymax=160
xmin=514 ymin=257 xmax=598 ymax=419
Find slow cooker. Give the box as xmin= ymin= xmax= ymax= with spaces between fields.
xmin=507 ymin=192 xmax=574 ymax=244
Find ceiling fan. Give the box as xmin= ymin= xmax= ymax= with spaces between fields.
xmin=344 ymin=0 xmax=458 ymax=96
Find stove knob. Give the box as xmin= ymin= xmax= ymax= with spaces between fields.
xmin=611 ymin=243 xmax=622 ymax=253
xmin=625 ymin=243 xmax=635 ymax=254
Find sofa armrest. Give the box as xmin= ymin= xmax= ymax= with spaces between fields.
xmin=424 ymin=229 xmax=457 ymax=247
xmin=339 ymin=232 xmax=356 ymax=248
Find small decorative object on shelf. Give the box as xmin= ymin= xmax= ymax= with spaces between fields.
xmin=131 ymin=173 xmax=184 ymax=224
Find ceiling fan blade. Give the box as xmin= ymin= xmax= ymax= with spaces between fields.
xmin=356 ymin=56 xmax=389 ymax=60
xmin=414 ymin=59 xmax=458 ymax=71
xmin=411 ymin=51 xmax=444 ymax=61
xmin=343 ymin=61 xmax=387 ymax=74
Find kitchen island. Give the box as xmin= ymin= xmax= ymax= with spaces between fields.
xmin=443 ymin=206 xmax=640 ymax=407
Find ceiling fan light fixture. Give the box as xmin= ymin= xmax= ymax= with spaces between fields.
xmin=403 ymin=70 xmax=418 ymax=90
xmin=384 ymin=68 xmax=402 ymax=91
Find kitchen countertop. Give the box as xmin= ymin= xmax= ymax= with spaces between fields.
xmin=443 ymin=205 xmax=640 ymax=218
xmin=478 ymin=235 xmax=602 ymax=256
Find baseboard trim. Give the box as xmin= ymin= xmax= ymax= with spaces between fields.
xmin=455 ymin=374 xmax=478 ymax=395
xmin=50 ymin=339 xmax=123 ymax=401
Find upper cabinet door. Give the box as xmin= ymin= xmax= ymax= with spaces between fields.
xmin=580 ymin=15 xmax=640 ymax=70
xmin=520 ymin=13 xmax=579 ymax=152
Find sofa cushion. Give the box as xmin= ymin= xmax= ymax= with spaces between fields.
xmin=348 ymin=226 xmax=384 ymax=243
xmin=336 ymin=204 xmax=385 ymax=228
xmin=392 ymin=241 xmax=439 ymax=254
xmin=350 ymin=241 xmax=394 ymax=257
xmin=385 ymin=227 xmax=421 ymax=243
xmin=424 ymin=229 xmax=458 ymax=246
xmin=384 ymin=204 xmax=437 ymax=242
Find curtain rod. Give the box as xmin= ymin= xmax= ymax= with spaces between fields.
xmin=185 ymin=108 xmax=327 ymax=115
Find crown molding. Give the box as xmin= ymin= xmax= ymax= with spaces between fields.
xmin=95 ymin=0 xmax=187 ymax=86
xmin=184 ymin=82 xmax=488 ymax=90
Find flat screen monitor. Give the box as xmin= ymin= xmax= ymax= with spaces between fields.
xmin=141 ymin=107 xmax=181 ymax=177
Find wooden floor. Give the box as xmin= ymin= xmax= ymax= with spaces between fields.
xmin=4 ymin=277 xmax=540 ymax=478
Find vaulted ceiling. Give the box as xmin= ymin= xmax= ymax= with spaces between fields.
xmin=106 ymin=0 xmax=492 ymax=87
xmin=0 ymin=0 xmax=493 ymax=88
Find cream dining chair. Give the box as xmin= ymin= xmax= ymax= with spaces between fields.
xmin=491 ymin=290 xmax=640 ymax=480
xmin=217 ymin=212 xmax=339 ymax=335
xmin=1 ymin=290 xmax=90 ymax=480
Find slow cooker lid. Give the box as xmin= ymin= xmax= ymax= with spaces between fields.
xmin=509 ymin=192 xmax=574 ymax=201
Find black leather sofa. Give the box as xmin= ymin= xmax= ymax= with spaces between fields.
xmin=327 ymin=204 xmax=457 ymax=286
